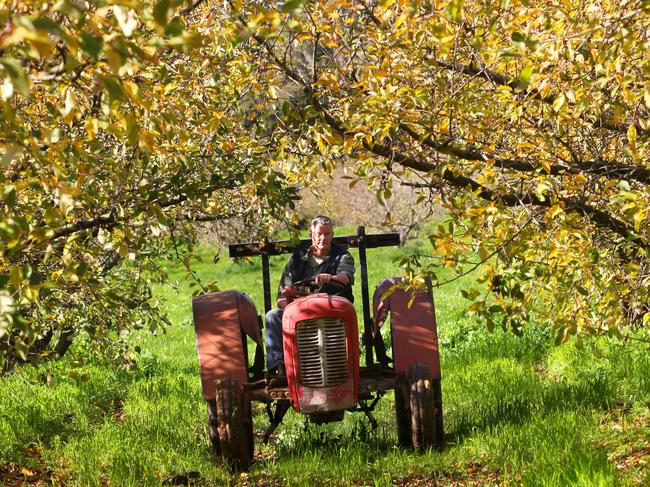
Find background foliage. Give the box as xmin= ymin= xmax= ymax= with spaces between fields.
xmin=2 ymin=1 xmax=649 ymax=364
xmin=216 ymin=0 xmax=650 ymax=344
xmin=0 ymin=0 xmax=302 ymax=368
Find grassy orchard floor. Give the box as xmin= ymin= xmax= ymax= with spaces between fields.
xmin=1 ymin=233 xmax=649 ymax=485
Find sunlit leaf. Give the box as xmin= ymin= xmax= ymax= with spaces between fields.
xmin=0 ymin=57 xmax=29 ymax=96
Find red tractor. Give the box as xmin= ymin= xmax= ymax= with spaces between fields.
xmin=192 ymin=227 xmax=443 ymax=467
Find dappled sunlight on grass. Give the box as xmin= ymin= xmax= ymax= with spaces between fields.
xmin=1 ymin=235 xmax=649 ymax=485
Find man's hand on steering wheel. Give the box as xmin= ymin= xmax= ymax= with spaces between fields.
xmin=290 ymin=274 xmax=347 ymax=295
xmin=314 ymin=273 xmax=336 ymax=286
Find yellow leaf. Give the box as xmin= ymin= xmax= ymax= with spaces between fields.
xmin=1 ymin=76 xmax=13 ymax=100
xmin=627 ymin=124 xmax=637 ymax=151
xmin=138 ymin=129 xmax=157 ymax=153
xmin=565 ymin=89 xmax=576 ymax=103
xmin=62 ymin=88 xmax=76 ymax=125
xmin=313 ymin=73 xmax=337 ymax=88
xmin=538 ymin=79 xmax=550 ymax=99
xmin=478 ymin=246 xmax=489 ymax=260
xmin=547 ymin=204 xmax=564 ymax=220
xmin=113 ymin=6 xmax=138 ymax=37
xmin=22 ymin=285 xmax=39 ymax=302
xmin=393 ymin=13 xmax=408 ymax=30
xmin=62 ymin=247 xmax=73 ymax=266
xmin=123 ymin=80 xmax=139 ymax=101
xmin=105 ymin=48 xmax=123 ymax=75
xmin=85 ymin=118 xmax=98 ymax=140
xmin=633 ymin=209 xmax=645 ymax=231
xmin=58 ymin=184 xmax=76 ymax=214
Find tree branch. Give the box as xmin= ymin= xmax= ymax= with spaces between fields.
xmin=400 ymin=124 xmax=650 ymax=186
xmin=364 ymin=139 xmax=649 ymax=253
xmin=49 ymin=181 xmax=234 ymax=241
xmin=432 ymin=59 xmax=648 ymax=137
xmin=242 ymin=4 xmax=649 ymax=254
xmin=180 ymin=0 xmax=207 ymax=16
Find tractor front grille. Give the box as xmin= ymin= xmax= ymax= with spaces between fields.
xmin=296 ymin=317 xmax=349 ymax=387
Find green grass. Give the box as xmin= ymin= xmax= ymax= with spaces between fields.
xmin=1 ymin=229 xmax=649 ymax=485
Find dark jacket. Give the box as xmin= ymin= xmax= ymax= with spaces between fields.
xmin=280 ymin=241 xmax=355 ymax=302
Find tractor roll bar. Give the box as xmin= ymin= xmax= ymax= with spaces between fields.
xmin=228 ymin=227 xmax=400 ymax=367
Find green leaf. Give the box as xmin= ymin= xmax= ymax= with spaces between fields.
xmin=2 ymin=185 xmax=16 ymax=208
xmin=32 ymin=17 xmax=64 ymax=37
xmin=0 ymin=57 xmax=30 ymax=96
xmin=574 ymin=334 xmax=583 ymax=349
xmin=281 ymin=0 xmax=304 ymax=13
xmin=100 ymin=75 xmax=125 ymax=101
xmin=80 ymin=32 xmax=103 ymax=61
xmin=486 ymin=318 xmax=495 ymax=333
xmin=445 ymin=0 xmax=464 ymax=22
xmin=518 ymin=66 xmax=533 ymax=90
xmin=511 ymin=32 xmax=526 ymax=49
xmin=165 ymin=17 xmax=185 ymax=37
xmin=524 ymin=35 xmax=539 ymax=51
xmin=15 ymin=339 xmax=28 ymax=361
xmin=552 ymin=93 xmax=565 ymax=112
xmin=154 ymin=0 xmax=171 ymax=27
xmin=488 ymin=305 xmax=503 ymax=314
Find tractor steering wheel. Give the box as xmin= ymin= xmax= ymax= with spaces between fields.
xmin=292 ymin=275 xmax=348 ymax=296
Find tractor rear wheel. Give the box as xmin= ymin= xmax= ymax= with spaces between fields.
xmin=394 ymin=374 xmax=411 ymax=447
xmin=432 ymin=375 xmax=444 ymax=448
xmin=215 ymin=377 xmax=253 ymax=469
xmin=206 ymin=399 xmax=221 ymax=456
xmin=406 ymin=363 xmax=443 ymax=451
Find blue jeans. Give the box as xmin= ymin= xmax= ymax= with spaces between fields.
xmin=265 ymin=308 xmax=284 ymax=369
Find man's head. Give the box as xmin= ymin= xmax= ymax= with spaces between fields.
xmin=310 ymin=215 xmax=334 ymax=257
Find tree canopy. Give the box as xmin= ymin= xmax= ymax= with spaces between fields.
xmin=0 ymin=0 xmax=300 ymax=368
xmin=1 ymin=0 xmax=649 ymax=367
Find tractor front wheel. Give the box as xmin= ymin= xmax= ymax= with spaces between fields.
xmin=214 ymin=377 xmax=253 ymax=469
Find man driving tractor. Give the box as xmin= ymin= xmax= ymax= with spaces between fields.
xmin=265 ymin=215 xmax=356 ymax=385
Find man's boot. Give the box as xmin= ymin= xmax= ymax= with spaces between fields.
xmin=268 ymin=363 xmax=287 ymax=387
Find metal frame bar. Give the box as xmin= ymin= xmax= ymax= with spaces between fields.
xmin=228 ymin=228 xmax=399 ymax=320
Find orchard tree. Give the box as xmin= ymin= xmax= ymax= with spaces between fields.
xmin=216 ymin=0 xmax=649 ymax=344
xmin=0 ymin=0 xmax=299 ymax=369
xmin=1 ymin=0 xmax=649 ymax=369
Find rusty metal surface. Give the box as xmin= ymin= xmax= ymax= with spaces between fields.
xmin=248 ymin=388 xmax=291 ymax=401
xmin=298 ymin=378 xmax=357 ymax=413
xmin=358 ymin=375 xmax=397 ymax=393
xmin=373 ymin=277 xmax=441 ymax=380
xmin=246 ymin=373 xmax=396 ymax=404
xmin=193 ymin=290 xmax=257 ymax=400
xmin=236 ymin=292 xmax=263 ymax=346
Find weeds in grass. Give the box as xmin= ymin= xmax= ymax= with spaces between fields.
xmin=1 ymin=236 xmax=648 ymax=485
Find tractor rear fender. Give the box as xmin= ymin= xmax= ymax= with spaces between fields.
xmin=193 ymin=290 xmax=262 ymax=400
xmin=373 ymin=277 xmax=441 ymax=380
